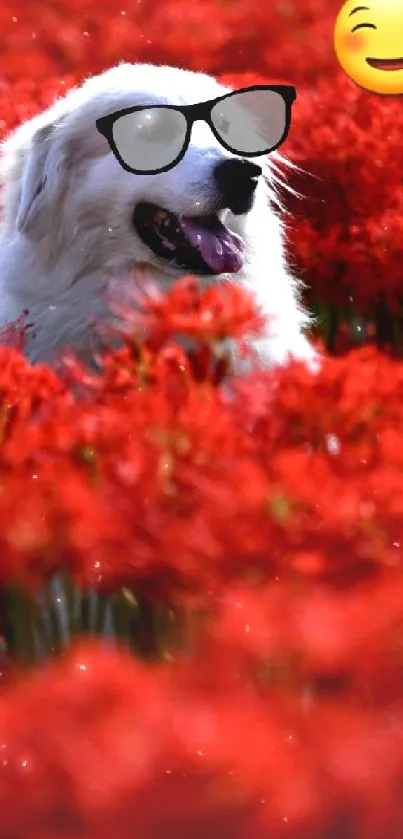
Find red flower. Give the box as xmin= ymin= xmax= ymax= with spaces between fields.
xmin=107 ymin=272 xmax=264 ymax=349
xmin=3 ymin=638 xmax=403 ymax=838
xmin=285 ymin=73 xmax=403 ymax=314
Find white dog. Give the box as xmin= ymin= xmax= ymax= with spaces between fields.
xmin=0 ymin=62 xmax=316 ymax=370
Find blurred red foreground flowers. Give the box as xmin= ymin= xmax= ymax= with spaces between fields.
xmin=0 ymin=0 xmax=403 ymax=836
xmin=0 ymin=276 xmax=403 ymax=838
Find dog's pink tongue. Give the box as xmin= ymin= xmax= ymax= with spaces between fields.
xmin=180 ymin=215 xmax=245 ymax=274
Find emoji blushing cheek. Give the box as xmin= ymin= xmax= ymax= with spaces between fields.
xmin=340 ymin=31 xmax=367 ymax=54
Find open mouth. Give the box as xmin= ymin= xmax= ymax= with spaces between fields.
xmin=132 ymin=202 xmax=246 ymax=275
xmin=366 ymin=57 xmax=403 ymax=71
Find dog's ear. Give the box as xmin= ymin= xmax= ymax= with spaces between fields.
xmin=16 ymin=120 xmax=68 ymax=238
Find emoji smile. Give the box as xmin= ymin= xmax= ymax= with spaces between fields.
xmin=366 ymin=57 xmax=403 ymax=71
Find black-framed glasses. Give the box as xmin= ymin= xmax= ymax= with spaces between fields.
xmin=96 ymin=85 xmax=296 ymax=176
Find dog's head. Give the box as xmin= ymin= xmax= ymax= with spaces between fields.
xmin=0 ymin=63 xmax=274 ymax=281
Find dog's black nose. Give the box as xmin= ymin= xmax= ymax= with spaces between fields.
xmin=214 ymin=158 xmax=262 ymax=214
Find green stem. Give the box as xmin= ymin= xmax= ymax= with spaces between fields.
xmin=61 ymin=569 xmax=77 ymax=639
xmin=4 ymin=587 xmax=38 ymax=667
xmin=111 ymin=592 xmax=132 ymax=647
xmin=79 ymin=590 xmax=93 ymax=634
xmin=44 ymin=582 xmax=64 ymax=655
xmin=94 ymin=592 xmax=110 ymax=635
xmin=28 ymin=596 xmax=52 ymax=660
xmin=134 ymin=596 xmax=158 ymax=659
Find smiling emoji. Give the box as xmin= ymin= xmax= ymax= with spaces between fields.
xmin=334 ymin=0 xmax=403 ymax=94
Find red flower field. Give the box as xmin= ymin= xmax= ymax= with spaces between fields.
xmin=0 ymin=1 xmax=403 ymax=837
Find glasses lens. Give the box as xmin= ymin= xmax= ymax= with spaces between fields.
xmin=211 ymin=89 xmax=288 ymax=155
xmin=112 ymin=107 xmax=187 ymax=172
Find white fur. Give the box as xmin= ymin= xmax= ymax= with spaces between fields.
xmin=0 ymin=62 xmax=317 ymax=369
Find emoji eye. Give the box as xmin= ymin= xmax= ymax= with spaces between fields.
xmin=351 ymin=22 xmax=377 ymax=33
